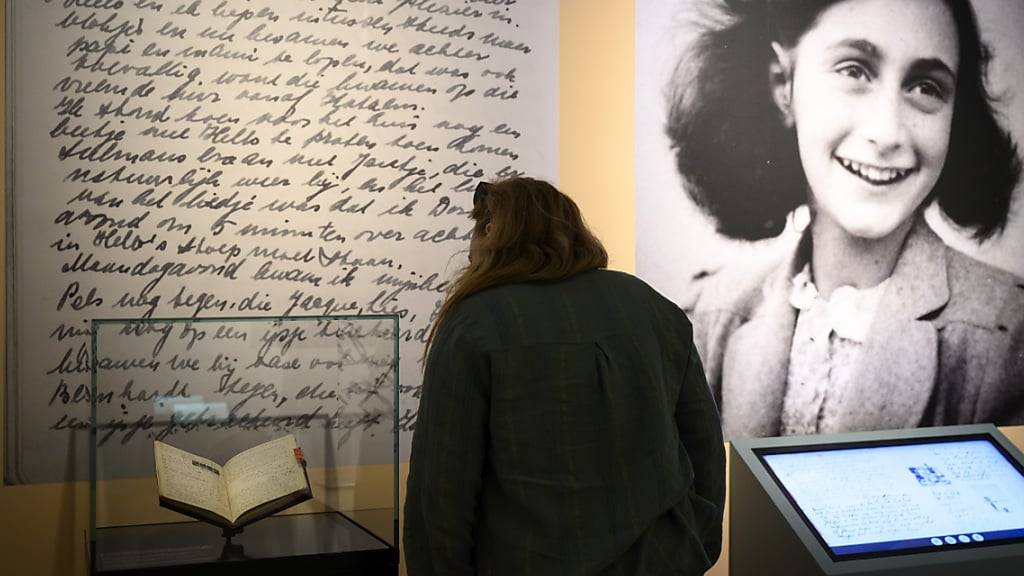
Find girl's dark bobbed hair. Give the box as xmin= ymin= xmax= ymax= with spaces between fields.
xmin=666 ymin=0 xmax=1020 ymax=241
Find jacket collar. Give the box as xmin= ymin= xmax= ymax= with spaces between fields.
xmin=720 ymin=217 xmax=950 ymax=439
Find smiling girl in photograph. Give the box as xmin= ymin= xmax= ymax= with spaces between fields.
xmin=668 ymin=0 xmax=1024 ymax=439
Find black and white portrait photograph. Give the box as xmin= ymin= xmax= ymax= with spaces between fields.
xmin=636 ymin=0 xmax=1024 ymax=439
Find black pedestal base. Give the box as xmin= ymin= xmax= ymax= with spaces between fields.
xmin=91 ymin=512 xmax=397 ymax=576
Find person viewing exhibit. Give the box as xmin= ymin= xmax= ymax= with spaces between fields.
xmin=664 ymin=0 xmax=1024 ymax=440
xmin=403 ymin=177 xmax=725 ymax=575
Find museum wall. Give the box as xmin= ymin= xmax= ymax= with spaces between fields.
xmin=0 ymin=1 xmax=636 ymax=574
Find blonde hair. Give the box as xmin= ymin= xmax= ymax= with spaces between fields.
xmin=424 ymin=177 xmax=608 ymax=357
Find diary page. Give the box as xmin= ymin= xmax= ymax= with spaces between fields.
xmin=154 ymin=441 xmax=231 ymax=521
xmin=224 ymin=435 xmax=307 ymax=521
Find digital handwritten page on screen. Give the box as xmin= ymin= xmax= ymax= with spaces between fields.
xmin=763 ymin=441 xmax=1024 ymax=555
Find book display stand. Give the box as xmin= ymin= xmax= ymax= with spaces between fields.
xmin=88 ymin=315 xmax=400 ymax=575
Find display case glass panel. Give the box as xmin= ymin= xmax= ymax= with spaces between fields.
xmin=88 ymin=315 xmax=399 ymax=575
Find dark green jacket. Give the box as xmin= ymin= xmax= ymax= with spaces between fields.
xmin=404 ymin=269 xmax=725 ymax=575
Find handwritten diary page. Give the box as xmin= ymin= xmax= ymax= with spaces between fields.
xmin=154 ymin=440 xmax=231 ymax=521
xmin=6 ymin=0 xmax=558 ymax=483
xmin=223 ymin=434 xmax=305 ymax=521
xmin=763 ymin=441 xmax=1024 ymax=548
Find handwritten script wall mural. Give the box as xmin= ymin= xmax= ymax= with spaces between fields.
xmin=6 ymin=0 xmax=558 ymax=484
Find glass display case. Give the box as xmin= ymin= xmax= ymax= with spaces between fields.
xmin=88 ymin=315 xmax=400 ymax=575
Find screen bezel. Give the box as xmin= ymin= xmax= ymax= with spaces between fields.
xmin=753 ymin=432 xmax=1024 ymax=562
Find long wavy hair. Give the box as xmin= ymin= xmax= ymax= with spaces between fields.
xmin=424 ymin=177 xmax=608 ymax=357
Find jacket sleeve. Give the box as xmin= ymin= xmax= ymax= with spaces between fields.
xmin=403 ymin=311 xmax=490 ymax=576
xmin=676 ymin=328 xmax=726 ymax=564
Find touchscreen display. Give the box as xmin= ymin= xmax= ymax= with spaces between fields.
xmin=758 ymin=437 xmax=1024 ymax=559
